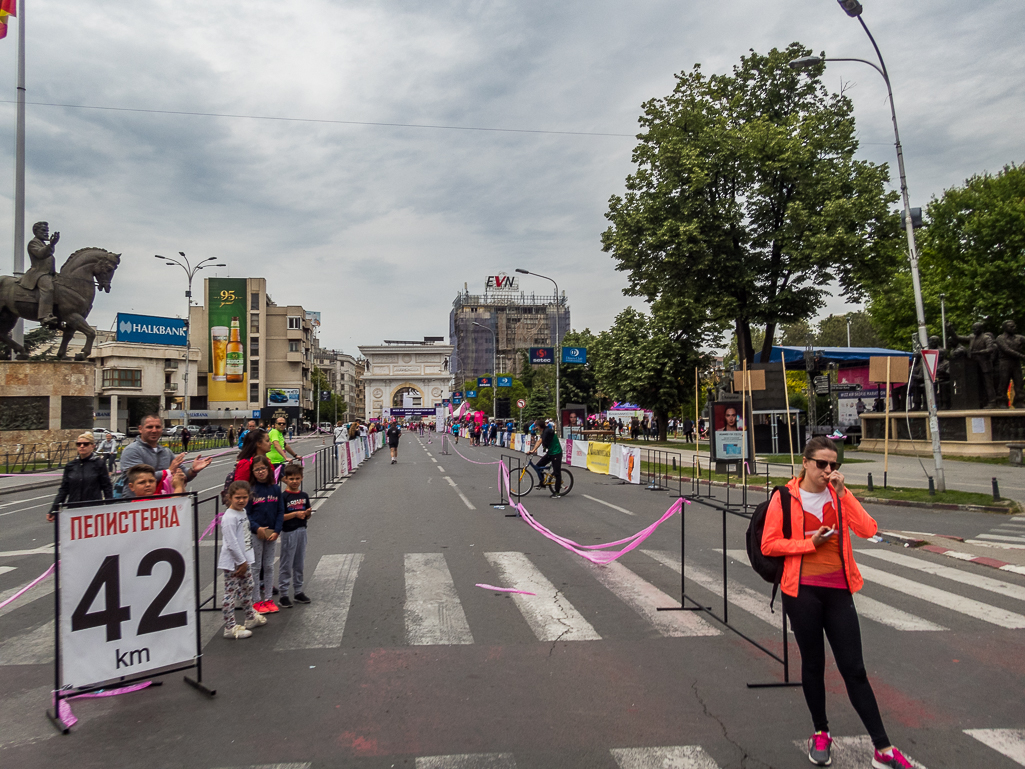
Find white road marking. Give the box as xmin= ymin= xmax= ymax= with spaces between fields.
xmin=0 ymin=576 xmax=55 ymax=619
xmin=977 ymin=534 xmax=1025 ymax=543
xmin=793 ymin=736 xmax=926 ymax=768
xmin=214 ymin=764 xmax=313 ymax=769
xmin=857 ymin=563 xmax=1025 ymax=629
xmin=964 ymin=728 xmax=1025 ymax=765
xmin=437 ymin=466 xmax=446 ymax=472
xmin=416 ymin=755 xmax=517 ymax=769
xmin=405 ymin=553 xmax=473 ymax=645
xmin=0 ymin=544 xmax=55 ymax=557
xmin=859 ymin=548 xmax=1025 ymax=603
xmin=611 ymin=745 xmax=721 ymax=769
xmin=484 ymin=552 xmax=600 ymax=642
xmin=0 ymin=493 xmax=54 ymax=509
xmin=584 ymin=560 xmax=719 ymax=638
xmin=275 ymin=554 xmax=364 ymax=650
xmin=720 ymin=550 xmax=945 ymax=632
xmin=582 ymin=494 xmax=636 ymax=516
xmin=444 ymin=477 xmax=476 ymax=510
xmin=0 ymin=620 xmax=54 ymax=665
xmin=0 ymin=566 xmax=14 ymax=576
xmin=964 ymin=540 xmax=1025 ymax=550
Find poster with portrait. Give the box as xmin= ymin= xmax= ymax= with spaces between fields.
xmin=561 ymin=407 xmax=586 ymax=429
xmin=710 ymin=399 xmax=753 ymax=462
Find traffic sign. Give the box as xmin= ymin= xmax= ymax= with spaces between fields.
xmin=921 ymin=349 xmax=940 ymax=382
xmin=516 ymin=399 xmax=526 ymax=408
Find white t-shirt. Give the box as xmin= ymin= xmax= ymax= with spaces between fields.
xmin=800 ymin=487 xmax=834 ymax=535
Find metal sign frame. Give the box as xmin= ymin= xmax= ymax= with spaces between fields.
xmin=48 ymin=492 xmax=214 ymax=733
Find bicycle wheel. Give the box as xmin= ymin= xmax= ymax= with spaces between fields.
xmin=556 ymin=468 xmax=574 ymax=496
xmin=507 ymin=466 xmax=537 ymax=498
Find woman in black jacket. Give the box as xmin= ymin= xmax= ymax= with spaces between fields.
xmin=47 ymin=432 xmax=114 ymax=521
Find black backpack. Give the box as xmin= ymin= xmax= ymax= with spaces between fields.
xmin=746 ymin=486 xmax=792 ymax=612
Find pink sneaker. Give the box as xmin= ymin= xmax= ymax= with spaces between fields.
xmin=253 ymin=601 xmax=269 ymax=614
xmin=807 ymin=731 xmax=832 ymax=766
xmin=872 ymin=748 xmax=913 ymax=769
xmin=262 ymin=600 xmax=280 ymax=613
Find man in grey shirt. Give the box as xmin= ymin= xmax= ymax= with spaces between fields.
xmin=119 ymin=414 xmax=212 ymax=494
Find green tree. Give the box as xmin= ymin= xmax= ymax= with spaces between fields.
xmin=868 ymin=163 xmax=1025 ymax=346
xmin=0 ymin=326 xmax=59 ymax=360
xmin=815 ymin=311 xmax=883 ymax=348
xmin=601 ymin=44 xmax=901 ymax=365
xmin=559 ymin=328 xmax=600 ymax=412
xmin=592 ymin=305 xmax=704 ymax=441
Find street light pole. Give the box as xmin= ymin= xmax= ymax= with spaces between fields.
xmin=515 ymin=268 xmax=561 ymax=421
xmin=472 ymin=321 xmax=497 ymax=418
xmin=155 ymin=253 xmax=227 ymax=426
xmin=789 ymin=5 xmax=946 ymax=491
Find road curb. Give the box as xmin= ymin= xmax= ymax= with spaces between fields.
xmin=918 ymin=544 xmax=1025 ymax=576
xmin=876 ymin=530 xmax=928 ymax=548
xmin=860 ymin=496 xmax=1019 ymax=514
xmin=0 ymin=478 xmax=63 ymax=496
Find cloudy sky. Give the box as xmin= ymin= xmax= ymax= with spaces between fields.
xmin=0 ymin=0 xmax=1022 ymax=355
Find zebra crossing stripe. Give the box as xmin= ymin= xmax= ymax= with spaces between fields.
xmin=721 ymin=549 xmax=945 ymax=631
xmin=859 ymin=548 xmax=1025 ymax=603
xmin=416 ymin=753 xmax=517 ymax=768
xmin=583 ymin=560 xmax=719 ymax=638
xmin=792 ymin=736 xmax=927 ymax=767
xmin=484 ymin=552 xmax=601 ymax=641
xmin=964 ymin=728 xmax=1025 ymax=765
xmin=856 ymin=564 xmax=1025 ymax=629
xmin=275 ymin=553 xmax=364 ymax=650
xmin=405 ymin=553 xmax=474 ymax=645
xmin=976 ymin=534 xmax=1025 ymax=543
xmin=0 ymin=566 xmax=14 ymax=577
xmin=611 ymin=745 xmax=720 ymax=768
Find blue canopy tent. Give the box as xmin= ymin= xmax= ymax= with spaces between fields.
xmin=768 ymin=346 xmax=912 ymax=365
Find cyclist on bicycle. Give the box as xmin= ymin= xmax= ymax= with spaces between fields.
xmin=528 ymin=417 xmax=563 ymax=498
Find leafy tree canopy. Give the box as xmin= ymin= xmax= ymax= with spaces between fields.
xmin=868 ymin=163 xmax=1025 ymax=347
xmin=602 ymin=43 xmax=901 ymax=365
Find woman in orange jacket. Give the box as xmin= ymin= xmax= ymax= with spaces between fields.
xmin=761 ymin=436 xmax=912 ymax=769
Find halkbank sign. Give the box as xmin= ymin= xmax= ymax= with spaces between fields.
xmin=116 ymin=313 xmax=188 ymax=346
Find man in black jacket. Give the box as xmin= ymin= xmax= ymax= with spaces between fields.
xmin=48 ymin=433 xmax=114 ymax=521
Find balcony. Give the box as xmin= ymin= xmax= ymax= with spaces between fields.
xmin=286 ymin=351 xmax=303 ymax=363
xmin=163 ymin=382 xmax=178 ymax=393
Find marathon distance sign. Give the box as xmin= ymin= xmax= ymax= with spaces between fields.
xmin=116 ymin=313 xmax=187 ymax=347
xmin=59 ymin=496 xmax=196 ymax=690
xmin=529 ymin=347 xmax=554 ymax=364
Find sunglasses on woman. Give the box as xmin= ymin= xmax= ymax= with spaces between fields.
xmin=811 ymin=458 xmax=842 ymax=471
xmin=76 ymin=442 xmax=93 ymax=447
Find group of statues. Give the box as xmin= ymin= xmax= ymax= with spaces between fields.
xmin=901 ymin=320 xmax=1025 ymax=410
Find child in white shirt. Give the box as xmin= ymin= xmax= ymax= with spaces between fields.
xmin=219 ymin=480 xmax=266 ymax=639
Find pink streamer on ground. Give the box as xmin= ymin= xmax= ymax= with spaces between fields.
xmin=55 ymin=681 xmax=154 ymax=728
xmin=498 ymin=462 xmax=686 ymax=565
xmin=475 ymin=583 xmax=537 ymax=596
xmin=448 ymin=441 xmax=502 ymax=466
xmin=0 ymin=564 xmax=55 ymax=610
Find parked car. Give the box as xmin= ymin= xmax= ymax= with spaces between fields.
xmin=198 ymin=425 xmax=226 ymax=436
xmin=91 ymin=428 xmax=126 ymax=443
xmin=164 ymin=424 xmax=202 ymax=437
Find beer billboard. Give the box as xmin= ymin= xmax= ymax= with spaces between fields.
xmin=207 ymin=278 xmax=248 ymax=403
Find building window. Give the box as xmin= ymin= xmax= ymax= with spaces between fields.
xmin=197 ymin=375 xmax=208 ymax=386
xmin=250 ymin=314 xmax=259 ymax=334
xmin=251 ymin=292 xmax=260 ymax=311
xmin=102 ymin=369 xmax=142 ymax=388
xmin=289 ymin=340 xmax=300 ymax=352
xmin=287 ymin=316 xmax=302 ymax=330
xmin=250 ymin=360 xmax=259 ymax=381
xmin=250 ymin=384 xmax=260 ymax=403
xmin=250 ymin=337 xmax=259 ymax=357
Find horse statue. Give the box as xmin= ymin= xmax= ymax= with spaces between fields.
xmin=0 ymin=247 xmax=121 ymax=360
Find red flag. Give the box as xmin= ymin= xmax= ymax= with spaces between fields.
xmin=0 ymin=1 xmax=16 ymax=15
xmin=0 ymin=15 xmax=9 ymax=41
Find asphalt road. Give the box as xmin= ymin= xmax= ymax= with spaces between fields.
xmin=2 ymin=433 xmax=1024 ymax=768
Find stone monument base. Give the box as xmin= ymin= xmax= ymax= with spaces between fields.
xmin=860 ymin=409 xmax=1025 ymax=458
xmin=0 ymin=360 xmax=97 ymax=449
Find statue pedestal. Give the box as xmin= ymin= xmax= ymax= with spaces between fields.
xmin=0 ymin=360 xmax=97 ymax=448
xmin=860 ymin=408 xmax=1025 ymax=458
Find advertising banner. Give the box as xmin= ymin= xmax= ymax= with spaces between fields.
xmin=561 ymin=407 xmax=586 ymax=429
xmin=59 ymin=496 xmax=195 ymax=689
xmin=497 ymin=376 xmax=512 ymax=387
xmin=116 ymin=313 xmax=187 ymax=347
xmin=467 ymin=390 xmax=477 ymax=399
xmin=529 ymin=347 xmax=554 ymax=364
xmin=570 ymin=439 xmax=589 ymax=467
xmin=267 ymin=387 xmax=300 ymax=406
xmin=207 ymin=278 xmax=248 ymax=403
xmin=260 ymin=406 xmax=300 ymax=426
xmin=620 ymin=446 xmax=641 ymax=483
xmin=710 ymin=401 xmax=750 ymax=461
xmin=608 ymin=444 xmax=622 ymax=478
xmin=586 ymin=442 xmax=611 ymax=474
xmin=563 ymin=438 xmax=573 ymax=465
xmin=477 ymin=376 xmax=492 ymax=388
xmin=561 ymin=347 xmax=587 ymax=365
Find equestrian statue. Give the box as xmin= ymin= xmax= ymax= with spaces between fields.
xmin=0 ymin=221 xmax=121 ymax=361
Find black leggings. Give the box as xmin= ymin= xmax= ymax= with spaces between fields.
xmin=533 ymin=453 xmax=562 ymax=493
xmin=783 ymin=585 xmax=890 ymax=749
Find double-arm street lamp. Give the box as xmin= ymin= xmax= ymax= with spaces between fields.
xmin=472 ymin=321 xmax=497 ymax=418
xmin=154 ymin=253 xmax=227 ymax=425
xmin=789 ymin=0 xmax=946 ymax=492
xmin=515 ymin=268 xmax=561 ymax=421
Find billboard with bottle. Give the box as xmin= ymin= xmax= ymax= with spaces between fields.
xmin=207 ymin=278 xmax=247 ymax=403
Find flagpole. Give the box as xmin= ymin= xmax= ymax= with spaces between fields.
xmin=12 ymin=0 xmax=26 ymax=347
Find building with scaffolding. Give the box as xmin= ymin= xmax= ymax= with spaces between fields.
xmin=449 ymin=281 xmax=570 ymax=382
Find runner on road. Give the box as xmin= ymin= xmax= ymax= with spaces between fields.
xmin=761 ymin=436 xmax=913 ymax=769
xmin=387 ymin=419 xmax=401 ymax=464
